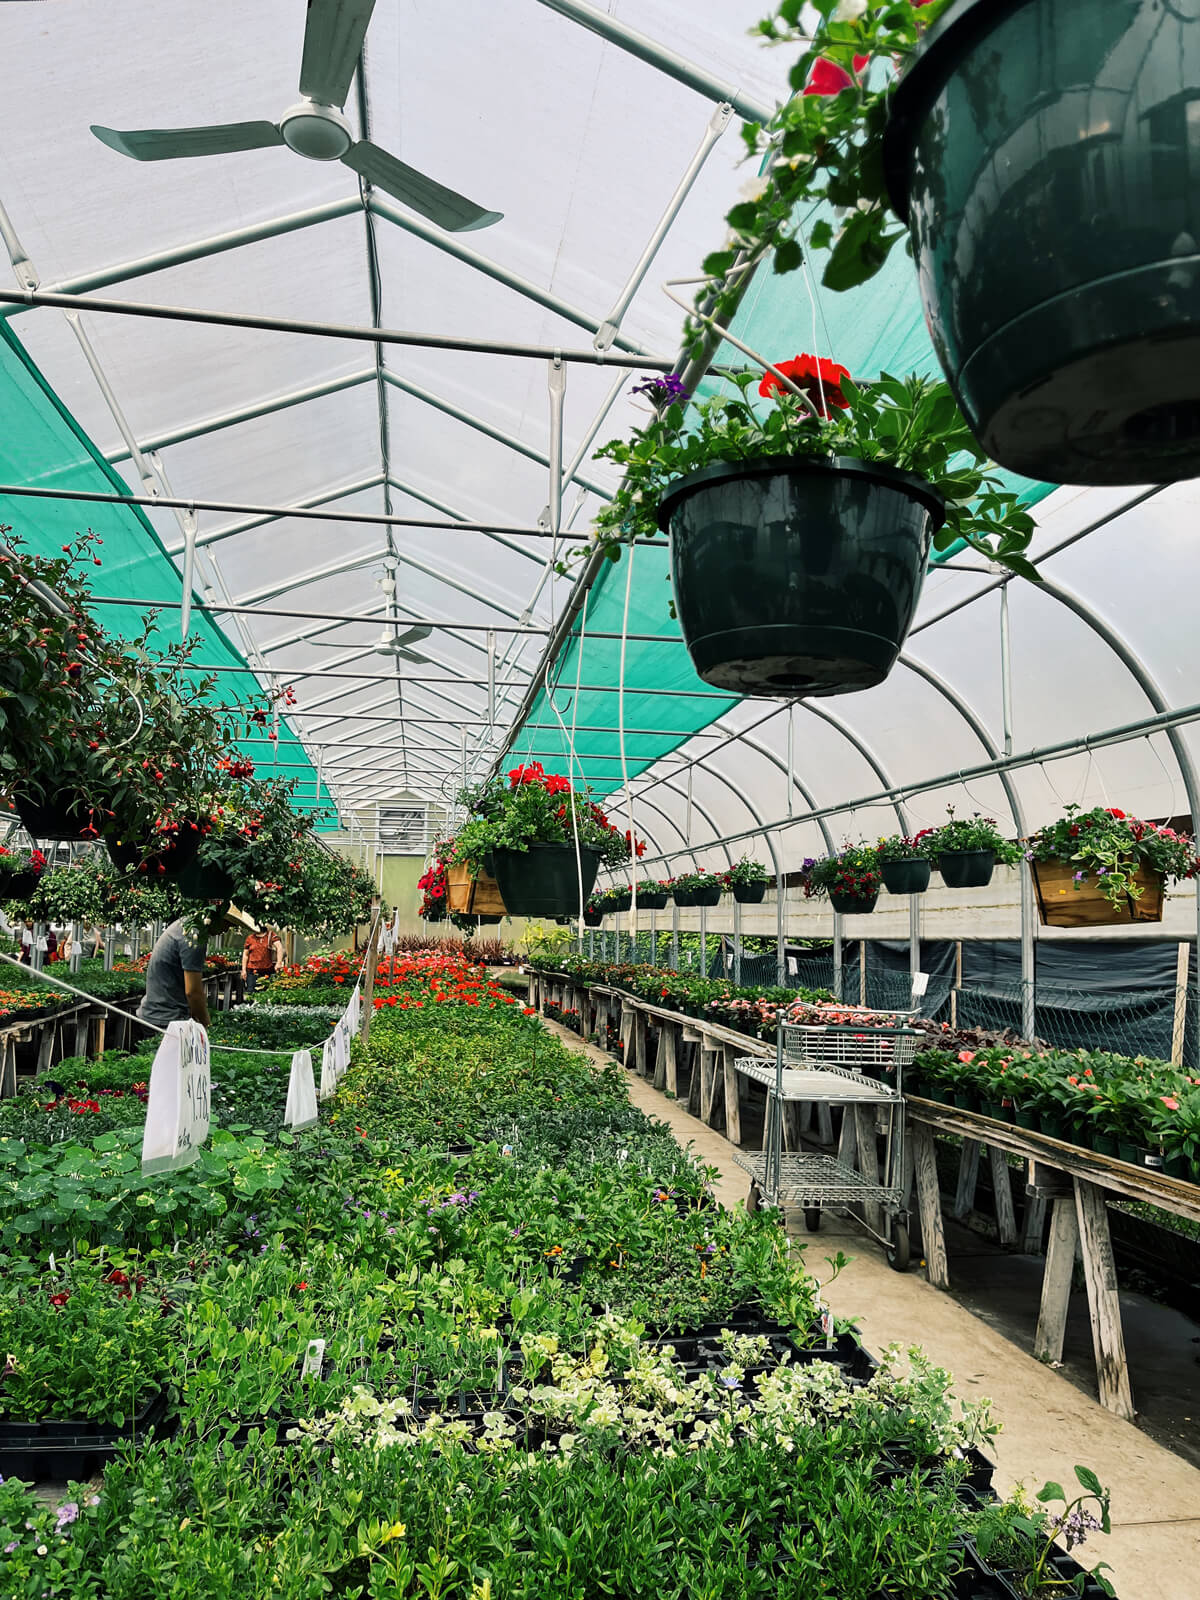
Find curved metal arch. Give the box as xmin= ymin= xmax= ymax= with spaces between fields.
xmin=704 ymin=720 xmax=837 ymax=857
xmin=656 ymin=774 xmax=736 ymax=869
xmin=664 ymin=763 xmax=781 ymax=877
xmin=1034 ymin=576 xmax=1200 ymax=828
xmin=897 ymin=655 xmax=1028 ymax=834
xmin=798 ymin=704 xmax=910 ymax=835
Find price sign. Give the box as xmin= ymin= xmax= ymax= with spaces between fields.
xmin=284 ymin=1050 xmax=319 ymax=1131
xmin=141 ymin=1020 xmax=210 ymax=1175
xmin=334 ymin=1017 xmax=351 ymax=1079
xmin=319 ymin=1035 xmax=338 ymax=1101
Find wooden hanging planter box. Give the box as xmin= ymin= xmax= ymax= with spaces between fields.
xmin=1032 ymin=859 xmax=1164 ymax=928
xmin=447 ymin=864 xmax=506 ymax=917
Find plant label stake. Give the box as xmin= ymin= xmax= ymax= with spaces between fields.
xmin=320 ymin=1036 xmax=337 ymax=1102
xmin=284 ymin=1050 xmax=319 ymax=1132
xmin=301 ymin=1338 xmax=325 ymax=1379
xmin=816 ymin=1296 xmax=834 ymax=1351
xmin=141 ymin=1020 xmax=210 ymax=1175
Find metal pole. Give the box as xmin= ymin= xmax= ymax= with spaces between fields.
xmin=1001 ymin=583 xmax=1035 ymax=1040
xmin=909 ymin=893 xmax=921 ymax=993
xmin=832 ymin=911 xmax=844 ymax=1001
xmin=31 ymin=921 xmax=44 ymax=972
xmin=671 ymin=901 xmax=679 ymax=972
xmin=733 ymin=897 xmax=742 ymax=985
xmin=69 ymin=921 xmax=81 ymax=975
xmin=775 ymin=873 xmax=785 ymax=987
xmin=700 ymin=902 xmax=708 ymax=977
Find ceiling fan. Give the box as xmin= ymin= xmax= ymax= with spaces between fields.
xmin=372 ymin=622 xmax=431 ymax=664
xmin=90 ymin=0 xmax=502 ymax=233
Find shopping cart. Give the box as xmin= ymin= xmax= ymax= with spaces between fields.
xmin=733 ymin=975 xmax=927 ymax=1271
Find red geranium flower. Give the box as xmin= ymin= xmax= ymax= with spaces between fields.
xmin=803 ymin=55 xmax=870 ymax=97
xmin=759 ymin=353 xmax=852 ymax=416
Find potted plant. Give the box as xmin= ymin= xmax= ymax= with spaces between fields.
xmin=30 ymin=859 xmax=107 ymax=927
xmin=418 ymin=848 xmax=451 ymax=920
xmin=449 ymin=763 xmax=634 ymax=918
xmin=1028 ymin=805 xmax=1198 ymax=928
xmin=730 ymin=2 xmax=1200 ymax=489
xmin=800 ymin=844 xmax=883 ymax=915
xmin=635 ymin=879 xmax=671 ymax=911
xmin=928 ymin=810 xmax=1020 ymax=889
xmin=875 ymin=831 xmax=935 ymax=895
xmin=671 ymin=869 xmax=725 ymax=908
xmin=583 ymin=899 xmax=604 ymax=928
xmin=725 ymin=858 xmax=770 ymax=904
xmin=591 ymin=359 xmax=1034 ymax=698
xmin=606 ymin=886 xmax=633 ymax=913
xmin=0 ymin=843 xmax=47 ymax=901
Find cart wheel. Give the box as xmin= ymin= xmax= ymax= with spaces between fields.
xmin=747 ymin=1182 xmax=762 ymax=1214
xmin=886 ymin=1223 xmax=911 ymax=1273
xmin=804 ymin=1207 xmax=822 ymax=1233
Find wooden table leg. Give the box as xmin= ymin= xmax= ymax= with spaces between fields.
xmin=722 ymin=1047 xmax=743 ymax=1146
xmin=952 ymin=1138 xmax=982 ymax=1221
xmin=36 ymin=1022 xmax=55 ymax=1076
xmin=653 ymin=1024 xmax=670 ymax=1091
xmin=817 ymin=1103 xmax=834 ymax=1145
xmin=910 ymin=1119 xmax=950 ymax=1289
xmin=1034 ymin=1195 xmax=1079 ymax=1365
xmin=988 ymin=1144 xmax=1017 ymax=1246
xmin=1074 ymin=1177 xmax=1134 ymax=1419
xmin=700 ymin=1047 xmax=722 ymax=1128
xmin=632 ymin=1009 xmax=647 ymax=1077
xmin=685 ymin=1042 xmax=702 ymax=1117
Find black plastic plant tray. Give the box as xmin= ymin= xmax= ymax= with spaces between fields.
xmin=1048 ymin=1547 xmax=1113 ymax=1597
xmin=0 ymin=1390 xmax=173 ymax=1478
xmin=952 ymin=1545 xmax=1021 ymax=1600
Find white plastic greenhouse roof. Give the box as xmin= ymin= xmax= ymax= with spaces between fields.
xmin=2 ymin=0 xmax=1200 ymax=883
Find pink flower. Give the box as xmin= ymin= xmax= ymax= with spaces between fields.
xmin=957 ymin=1050 xmax=975 ymax=1063
xmin=1161 ymin=1096 xmax=1180 ymax=1111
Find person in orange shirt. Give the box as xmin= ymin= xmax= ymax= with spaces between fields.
xmin=241 ymin=926 xmax=284 ymax=995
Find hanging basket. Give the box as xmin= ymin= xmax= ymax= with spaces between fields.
xmin=490 ymin=844 xmax=600 ymax=918
xmin=13 ymin=788 xmax=106 ymax=842
xmin=689 ymin=884 xmax=723 ymax=907
xmin=425 ymin=904 xmax=447 ymax=923
xmin=830 ymin=889 xmax=880 ymax=916
xmin=656 ymin=454 xmax=943 ymax=696
xmin=672 ymin=887 xmax=696 ymax=907
xmin=732 ymin=881 xmax=767 ymax=904
xmin=107 ymin=823 xmax=202 ymax=881
xmin=881 ymin=859 xmax=931 ymax=896
xmin=0 ymin=869 xmax=42 ymax=901
xmin=175 ymin=857 xmax=236 ymax=901
xmin=1032 ymin=859 xmax=1165 ymax=928
xmin=447 ymin=864 xmax=507 ymax=917
xmin=609 ymin=891 xmax=632 ymax=913
xmin=636 ymin=891 xmax=669 ymax=910
xmin=584 ymin=910 xmax=603 ymax=927
xmin=883 ymin=0 xmax=1200 ymax=486
xmin=937 ymin=850 xmax=995 ymax=889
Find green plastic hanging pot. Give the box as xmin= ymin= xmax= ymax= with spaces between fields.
xmin=13 ymin=788 xmax=106 ymax=842
xmin=937 ymin=850 xmax=996 ymax=889
xmin=107 ymin=822 xmax=202 ymax=881
xmin=490 ymin=844 xmax=600 ymax=918
xmin=0 ymin=868 xmax=42 ymax=900
xmin=655 ymin=455 xmax=943 ymax=696
xmin=690 ymin=884 xmax=723 ymax=907
xmin=176 ymin=857 xmax=236 ymax=901
xmin=584 ymin=910 xmax=603 ymax=927
xmin=672 ymin=887 xmax=697 ymax=907
xmin=637 ymin=891 xmax=669 ymax=910
xmin=830 ymin=889 xmax=879 ymax=915
xmin=732 ymin=881 xmax=768 ymax=904
xmin=881 ymin=859 xmax=932 ymax=895
xmin=609 ymin=891 xmax=632 ymax=913
xmin=883 ymin=0 xmax=1200 ymax=485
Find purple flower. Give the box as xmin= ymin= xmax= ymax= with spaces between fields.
xmin=3 ymin=1541 xmax=17 ymax=1553
xmin=631 ymin=374 xmax=689 ymax=406
xmin=54 ymin=1502 xmax=79 ymax=1532
xmin=719 ymin=1374 xmax=741 ymax=1390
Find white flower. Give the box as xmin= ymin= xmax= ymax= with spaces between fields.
xmin=738 ymin=175 xmax=771 ymax=203
xmin=833 ymin=0 xmax=868 ymax=19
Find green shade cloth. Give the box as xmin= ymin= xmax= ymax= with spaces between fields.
xmin=0 ymin=323 xmax=337 ymax=827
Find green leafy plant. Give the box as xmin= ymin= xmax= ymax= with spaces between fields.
xmin=875 ymin=830 xmax=936 ymax=863
xmin=929 ymin=809 xmax=1022 ymax=863
xmin=450 ymin=762 xmax=635 ymax=877
xmin=724 ymin=857 xmax=771 ymax=886
xmin=1028 ymin=804 xmax=1199 ymax=908
xmin=799 ymin=843 xmax=883 ymax=902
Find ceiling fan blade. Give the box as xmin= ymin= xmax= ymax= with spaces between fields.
xmin=395 ymin=649 xmax=430 ymax=665
xmin=342 ymin=141 xmax=502 ymax=232
xmin=394 ymin=623 xmax=433 ymax=648
xmin=299 ymin=0 xmax=376 ymax=108
xmin=91 ymin=121 xmax=283 ymax=161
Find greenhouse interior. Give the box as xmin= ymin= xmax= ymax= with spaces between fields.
xmin=2 ymin=0 xmax=1199 ymax=1595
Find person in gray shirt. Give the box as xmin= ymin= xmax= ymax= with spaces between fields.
xmin=138 ymin=917 xmax=211 ymax=1030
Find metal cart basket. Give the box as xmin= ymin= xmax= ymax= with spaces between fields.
xmin=734 ymin=985 xmax=925 ymax=1271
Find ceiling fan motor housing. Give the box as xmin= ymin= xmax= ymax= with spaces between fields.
xmin=278 ymin=100 xmax=352 ymax=161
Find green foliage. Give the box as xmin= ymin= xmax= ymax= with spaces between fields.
xmin=1029 ymin=804 xmax=1199 ymax=907
xmin=928 ymin=808 xmax=1022 ymax=863
xmin=799 ymin=843 xmax=884 ymax=902
xmin=451 ymin=764 xmax=633 ymax=876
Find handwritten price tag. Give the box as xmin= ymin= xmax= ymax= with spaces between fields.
xmin=141 ymin=1020 xmax=210 ymax=1175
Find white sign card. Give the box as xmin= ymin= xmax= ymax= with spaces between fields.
xmin=334 ymin=1017 xmax=351 ymax=1078
xmin=284 ymin=1050 xmax=319 ymax=1131
xmin=319 ymin=1035 xmax=338 ymax=1101
xmin=141 ymin=1020 xmax=211 ymax=1175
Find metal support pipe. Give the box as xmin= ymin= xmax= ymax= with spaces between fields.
xmin=595 ymin=102 xmax=734 ymax=350
xmin=0 ymin=286 xmax=681 ymax=369
xmin=776 ymin=871 xmax=786 ymax=988
xmin=533 ymin=0 xmax=774 ymax=123
xmin=832 ymin=912 xmax=844 ymax=1001
xmin=180 ymin=474 xmax=386 ymax=553
xmin=104 ymin=368 xmax=376 ymax=463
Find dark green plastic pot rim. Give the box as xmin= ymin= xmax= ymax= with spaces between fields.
xmin=655 ymin=452 xmax=946 ymax=533
xmin=883 ymin=0 xmax=1031 ymax=222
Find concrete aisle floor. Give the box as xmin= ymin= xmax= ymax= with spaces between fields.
xmin=547 ymin=1020 xmax=1200 ymax=1600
